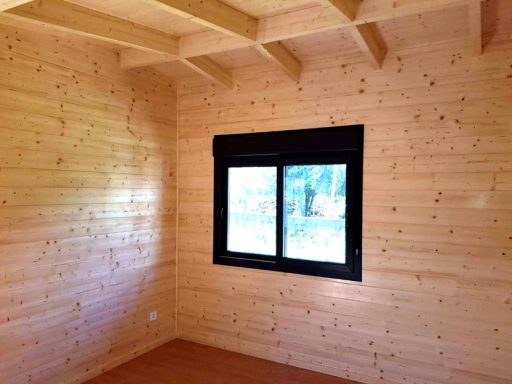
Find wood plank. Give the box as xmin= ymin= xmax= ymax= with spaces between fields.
xmin=391 ymin=0 xmax=484 ymax=18
xmin=142 ymin=0 xmax=258 ymax=40
xmin=255 ymin=42 xmax=301 ymax=82
xmin=120 ymin=49 xmax=175 ymax=70
xmin=0 ymin=22 xmax=177 ymax=384
xmin=468 ymin=0 xmax=482 ymax=55
xmin=3 ymin=0 xmax=180 ymax=55
xmin=181 ymin=56 xmax=233 ymax=89
xmin=0 ymin=0 xmax=31 ymax=12
xmin=348 ymin=24 xmax=386 ymax=69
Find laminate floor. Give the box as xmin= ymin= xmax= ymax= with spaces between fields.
xmin=86 ymin=339 xmax=361 ymax=384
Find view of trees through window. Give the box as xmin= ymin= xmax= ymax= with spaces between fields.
xmin=227 ymin=167 xmax=276 ymax=255
xmin=284 ymin=164 xmax=346 ymax=263
xmin=226 ymin=164 xmax=347 ymax=263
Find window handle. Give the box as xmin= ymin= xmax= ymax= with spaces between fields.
xmin=220 ymin=207 xmax=225 ymax=221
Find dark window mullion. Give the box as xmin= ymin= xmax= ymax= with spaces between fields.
xmin=276 ymin=165 xmax=284 ymax=262
xmin=220 ymin=164 xmax=229 ymax=255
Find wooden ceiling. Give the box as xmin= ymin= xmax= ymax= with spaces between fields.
xmin=0 ymin=0 xmax=510 ymax=89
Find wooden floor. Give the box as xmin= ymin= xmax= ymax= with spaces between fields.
xmin=86 ymin=339 xmax=360 ymax=384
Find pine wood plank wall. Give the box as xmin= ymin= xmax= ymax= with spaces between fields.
xmin=0 ymin=25 xmax=177 ymax=384
xmin=177 ymin=42 xmax=512 ymax=384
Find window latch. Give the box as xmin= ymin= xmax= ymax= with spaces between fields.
xmin=220 ymin=207 xmax=225 ymax=221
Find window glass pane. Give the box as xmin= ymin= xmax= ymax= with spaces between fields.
xmin=227 ymin=167 xmax=277 ymax=255
xmin=284 ymin=164 xmax=347 ymax=263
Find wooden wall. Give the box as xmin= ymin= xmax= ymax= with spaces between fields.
xmin=177 ymin=41 xmax=512 ymax=383
xmin=0 ymin=25 xmax=177 ymax=384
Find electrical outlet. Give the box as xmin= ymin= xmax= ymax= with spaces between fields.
xmin=149 ymin=311 xmax=157 ymax=321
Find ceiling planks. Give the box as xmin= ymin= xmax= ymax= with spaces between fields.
xmin=255 ymin=42 xmax=301 ymax=81
xmin=0 ymin=0 xmax=32 ymax=12
xmin=3 ymin=0 xmax=180 ymax=55
xmin=1 ymin=0 xmax=236 ymax=87
xmin=0 ymin=0 xmax=490 ymax=87
xmin=121 ymin=0 xmax=477 ymax=69
xmin=181 ymin=56 xmax=233 ymax=89
xmin=260 ymin=0 xmax=477 ymax=42
xmin=141 ymin=0 xmax=258 ymax=41
xmin=468 ymin=0 xmax=482 ymax=55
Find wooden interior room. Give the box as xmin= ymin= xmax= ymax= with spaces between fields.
xmin=1 ymin=0 xmax=511 ymax=383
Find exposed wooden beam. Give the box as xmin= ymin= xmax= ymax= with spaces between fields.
xmin=3 ymin=0 xmax=179 ymax=55
xmin=0 ymin=0 xmax=31 ymax=12
xmin=121 ymin=49 xmax=235 ymax=89
xmin=318 ymin=0 xmax=360 ymax=23
xmin=349 ymin=24 xmax=386 ymax=69
xmin=255 ymin=42 xmax=301 ymax=82
xmin=468 ymin=0 xmax=482 ymax=55
xmin=120 ymin=50 xmax=175 ymax=70
xmin=392 ymin=0 xmax=470 ymax=15
xmin=142 ymin=0 xmax=258 ymax=41
xmin=321 ymin=0 xmax=381 ymax=69
xmin=121 ymin=0 xmax=476 ymax=69
xmin=181 ymin=56 xmax=233 ymax=89
xmin=258 ymin=0 xmax=474 ymax=43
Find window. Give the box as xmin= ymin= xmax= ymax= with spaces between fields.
xmin=213 ymin=125 xmax=363 ymax=281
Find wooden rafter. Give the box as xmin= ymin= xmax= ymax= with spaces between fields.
xmin=3 ymin=0 xmax=179 ymax=55
xmin=258 ymin=0 xmax=476 ymax=43
xmin=318 ymin=0 xmax=359 ymax=23
xmin=321 ymin=0 xmax=386 ymax=68
xmin=392 ymin=0 xmax=470 ymax=15
xmin=255 ymin=42 xmax=301 ymax=82
xmin=119 ymin=46 xmax=233 ymax=90
xmin=468 ymin=0 xmax=482 ymax=55
xmin=349 ymin=24 xmax=386 ymax=69
xmin=141 ymin=0 xmax=258 ymax=41
xmin=120 ymin=49 xmax=175 ymax=70
xmin=2 ymin=0 xmax=235 ymax=88
xmin=0 ymin=0 xmax=32 ymax=12
xmin=121 ymin=0 xmax=477 ymax=69
xmin=181 ymin=56 xmax=233 ymax=89
xmin=1 ymin=0 xmax=483 ymax=83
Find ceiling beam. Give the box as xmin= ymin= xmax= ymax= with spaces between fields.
xmin=468 ymin=0 xmax=482 ymax=55
xmin=258 ymin=0 xmax=475 ymax=43
xmin=121 ymin=0 xmax=475 ymax=69
xmin=181 ymin=56 xmax=233 ymax=89
xmin=0 ymin=0 xmax=32 ymax=12
xmin=320 ymin=0 xmax=384 ymax=68
xmin=120 ymin=50 xmax=177 ymax=70
xmin=255 ymin=42 xmax=301 ymax=82
xmin=3 ymin=0 xmax=179 ymax=55
xmin=318 ymin=0 xmax=360 ymax=23
xmin=348 ymin=24 xmax=386 ymax=69
xmin=119 ymin=48 xmax=233 ymax=88
xmin=141 ymin=0 xmax=258 ymax=41
xmin=391 ymin=0 xmax=471 ymax=16
xmin=120 ymin=48 xmax=233 ymax=89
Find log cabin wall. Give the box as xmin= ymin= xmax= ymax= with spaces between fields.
xmin=0 ymin=24 xmax=177 ymax=383
xmin=177 ymin=37 xmax=512 ymax=384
